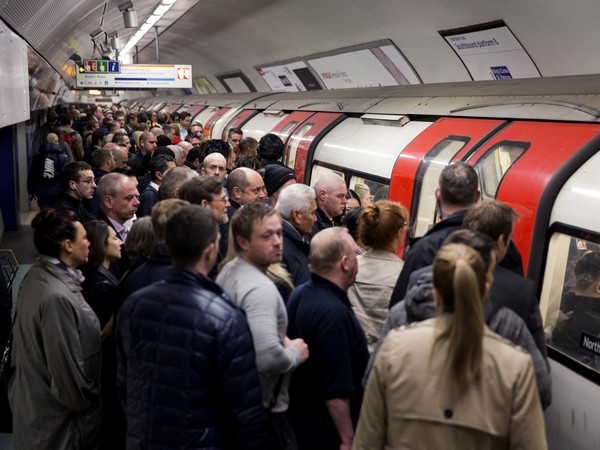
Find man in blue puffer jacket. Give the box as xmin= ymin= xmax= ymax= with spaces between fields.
xmin=117 ymin=205 xmax=266 ymax=449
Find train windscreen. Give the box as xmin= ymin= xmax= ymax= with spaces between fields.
xmin=541 ymin=230 xmax=600 ymax=374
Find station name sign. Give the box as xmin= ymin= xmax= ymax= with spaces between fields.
xmin=76 ymin=64 xmax=192 ymax=89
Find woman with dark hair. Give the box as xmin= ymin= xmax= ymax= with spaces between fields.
xmin=80 ymin=220 xmax=122 ymax=328
xmin=353 ymin=243 xmax=546 ymax=449
xmin=8 ymin=209 xmax=101 ymax=449
xmin=80 ymin=220 xmax=125 ymax=449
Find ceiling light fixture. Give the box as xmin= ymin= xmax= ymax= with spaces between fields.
xmin=90 ymin=27 xmax=104 ymax=39
xmin=120 ymin=0 xmax=177 ymax=55
xmin=119 ymin=1 xmax=139 ymax=28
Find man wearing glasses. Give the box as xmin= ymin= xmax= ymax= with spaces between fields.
xmin=52 ymin=161 xmax=96 ymax=223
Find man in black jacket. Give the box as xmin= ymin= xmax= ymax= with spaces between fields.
xmin=275 ymin=183 xmax=317 ymax=287
xmin=52 ymin=161 xmax=96 ymax=223
xmin=116 ymin=205 xmax=266 ymax=449
xmin=390 ymin=162 xmax=479 ymax=306
xmin=462 ymin=199 xmax=547 ymax=363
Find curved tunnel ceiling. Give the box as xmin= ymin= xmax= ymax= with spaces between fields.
xmin=1 ymin=0 xmax=599 ymax=92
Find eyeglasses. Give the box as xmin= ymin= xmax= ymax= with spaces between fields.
xmin=213 ymin=195 xmax=229 ymax=203
xmin=77 ymin=178 xmax=95 ymax=185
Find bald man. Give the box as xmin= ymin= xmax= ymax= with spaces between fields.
xmin=287 ymin=227 xmax=368 ymax=449
xmin=201 ymin=153 xmax=227 ymax=182
xmin=312 ymin=172 xmax=347 ymax=235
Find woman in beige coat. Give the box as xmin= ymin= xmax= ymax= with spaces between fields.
xmin=353 ymin=243 xmax=547 ymax=450
xmin=347 ymin=200 xmax=408 ymax=350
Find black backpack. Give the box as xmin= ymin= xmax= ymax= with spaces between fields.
xmin=38 ymin=151 xmax=68 ymax=184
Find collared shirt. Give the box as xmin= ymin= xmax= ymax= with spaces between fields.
xmin=108 ymin=217 xmax=129 ymax=242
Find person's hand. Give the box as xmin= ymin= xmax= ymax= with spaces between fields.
xmin=285 ymin=337 xmax=309 ymax=363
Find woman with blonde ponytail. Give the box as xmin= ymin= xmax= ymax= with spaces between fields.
xmin=353 ymin=243 xmax=547 ymax=450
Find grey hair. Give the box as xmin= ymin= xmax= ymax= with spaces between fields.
xmin=97 ymin=172 xmax=128 ymax=199
xmin=275 ymin=183 xmax=316 ymax=220
xmin=167 ymin=144 xmax=184 ymax=160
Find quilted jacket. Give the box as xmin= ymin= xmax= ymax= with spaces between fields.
xmin=116 ymin=266 xmax=266 ymax=449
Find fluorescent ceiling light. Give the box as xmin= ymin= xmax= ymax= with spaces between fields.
xmin=120 ymin=0 xmax=178 ymax=56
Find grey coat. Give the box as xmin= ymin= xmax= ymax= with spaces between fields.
xmin=9 ymin=257 xmax=101 ymax=449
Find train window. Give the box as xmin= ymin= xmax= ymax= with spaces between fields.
xmin=279 ymin=121 xmax=298 ymax=143
xmin=540 ymin=231 xmax=600 ymax=372
xmin=411 ymin=138 xmax=467 ymax=238
xmin=310 ymin=164 xmax=345 ymax=187
xmin=287 ymin=123 xmax=314 ymax=170
xmin=472 ymin=142 xmax=527 ymax=200
xmin=349 ymin=176 xmax=387 ymax=204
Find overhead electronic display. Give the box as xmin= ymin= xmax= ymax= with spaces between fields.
xmin=76 ymin=64 xmax=192 ymax=89
xmin=440 ymin=20 xmax=540 ymax=80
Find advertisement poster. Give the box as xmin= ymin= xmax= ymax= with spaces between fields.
xmin=257 ymin=60 xmax=322 ymax=92
xmin=216 ymin=71 xmax=256 ymax=93
xmin=441 ymin=21 xmax=540 ymax=80
xmin=305 ymin=41 xmax=421 ymax=89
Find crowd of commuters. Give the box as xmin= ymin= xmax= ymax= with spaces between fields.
xmin=3 ymin=102 xmax=556 ymax=449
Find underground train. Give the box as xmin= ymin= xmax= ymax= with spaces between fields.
xmin=120 ymin=74 xmax=600 ymax=449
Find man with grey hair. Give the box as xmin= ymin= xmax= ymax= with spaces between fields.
xmin=275 ymin=183 xmax=317 ymax=286
xmin=287 ymin=227 xmax=369 ymax=450
xmin=97 ymin=172 xmax=140 ymax=277
xmin=312 ymin=172 xmax=347 ymax=235
xmin=158 ymin=166 xmax=197 ymax=200
xmin=167 ymin=144 xmax=186 ymax=167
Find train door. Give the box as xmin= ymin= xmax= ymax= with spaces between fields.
xmin=282 ymin=112 xmax=346 ymax=182
xmin=390 ymin=117 xmax=507 ymax=250
xmin=309 ymin=116 xmax=433 ymax=192
xmin=160 ymin=103 xmax=183 ymax=115
xmin=536 ymin=145 xmax=600 ymax=450
xmin=178 ymin=105 xmax=206 ymax=117
xmin=221 ymin=109 xmax=260 ymax=139
xmin=202 ymin=107 xmax=231 ymax=139
xmin=189 ymin=105 xmax=214 ymax=127
xmin=237 ymin=110 xmax=293 ymax=142
xmin=270 ymin=111 xmax=315 ymax=167
xmin=465 ymin=122 xmax=600 ymax=273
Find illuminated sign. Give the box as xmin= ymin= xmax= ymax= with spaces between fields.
xmin=440 ymin=20 xmax=540 ymax=81
xmin=83 ymin=59 xmax=121 ymax=73
xmin=76 ymin=64 xmax=193 ymax=89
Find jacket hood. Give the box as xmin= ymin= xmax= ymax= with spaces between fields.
xmin=39 ymin=142 xmax=63 ymax=154
xmin=405 ymin=268 xmax=436 ymax=322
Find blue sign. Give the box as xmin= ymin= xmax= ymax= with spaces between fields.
xmin=108 ymin=61 xmax=121 ymax=73
xmin=491 ymin=66 xmax=512 ymax=80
